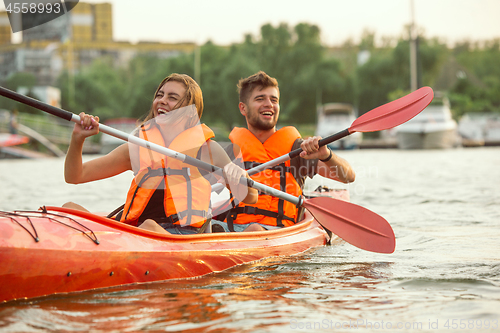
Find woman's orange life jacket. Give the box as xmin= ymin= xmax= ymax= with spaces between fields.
xmin=121 ymin=123 xmax=214 ymax=227
xmin=227 ymin=126 xmax=302 ymax=227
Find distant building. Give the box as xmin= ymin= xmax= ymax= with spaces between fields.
xmin=0 ymin=2 xmax=195 ymax=85
xmin=17 ymin=86 xmax=61 ymax=108
xmin=22 ymin=2 xmax=112 ymax=43
xmin=0 ymin=11 xmax=11 ymax=45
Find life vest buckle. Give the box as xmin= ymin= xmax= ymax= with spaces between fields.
xmin=245 ymin=206 xmax=258 ymax=215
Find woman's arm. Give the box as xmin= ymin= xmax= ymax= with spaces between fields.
xmin=64 ymin=113 xmax=132 ymax=184
xmin=201 ymin=140 xmax=258 ymax=204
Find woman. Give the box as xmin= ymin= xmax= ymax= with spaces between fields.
xmin=64 ymin=73 xmax=257 ymax=234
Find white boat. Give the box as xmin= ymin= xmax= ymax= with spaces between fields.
xmin=315 ymin=103 xmax=362 ymax=150
xmin=458 ymin=112 xmax=500 ymax=147
xmin=395 ymin=93 xmax=460 ymax=149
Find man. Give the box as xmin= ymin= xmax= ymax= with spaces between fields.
xmin=224 ymin=71 xmax=355 ymax=232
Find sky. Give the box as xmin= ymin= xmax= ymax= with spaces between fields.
xmin=3 ymin=0 xmax=500 ymax=46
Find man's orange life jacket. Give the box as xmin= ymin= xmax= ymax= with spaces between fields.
xmin=227 ymin=127 xmax=302 ymax=227
xmin=121 ymin=123 xmax=214 ymax=227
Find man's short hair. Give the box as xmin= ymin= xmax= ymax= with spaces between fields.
xmin=237 ymin=71 xmax=279 ymax=104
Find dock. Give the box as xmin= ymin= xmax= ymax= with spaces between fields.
xmin=0 ymin=146 xmax=53 ymax=159
xmin=359 ymin=138 xmax=398 ymax=149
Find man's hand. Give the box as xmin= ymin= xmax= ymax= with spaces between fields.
xmin=299 ymin=136 xmax=330 ymax=160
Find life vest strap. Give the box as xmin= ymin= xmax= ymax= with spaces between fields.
xmin=166 ymin=209 xmax=209 ymax=225
xmin=241 ymin=161 xmax=291 ymax=227
xmin=141 ymin=166 xmax=191 ymax=179
xmin=123 ymin=167 xmax=193 ymax=223
xmin=229 ymin=206 xmax=294 ymax=222
xmin=226 ymin=206 xmax=295 ymax=232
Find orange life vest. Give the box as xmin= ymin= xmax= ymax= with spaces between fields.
xmin=121 ymin=123 xmax=214 ymax=227
xmin=227 ymin=127 xmax=302 ymax=227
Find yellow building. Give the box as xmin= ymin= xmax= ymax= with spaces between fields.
xmin=21 ymin=2 xmax=113 ymax=43
xmin=70 ymin=2 xmax=112 ymax=43
xmin=0 ymin=11 xmax=11 ymax=45
xmin=0 ymin=2 xmax=196 ymax=85
xmin=93 ymin=3 xmax=112 ymax=42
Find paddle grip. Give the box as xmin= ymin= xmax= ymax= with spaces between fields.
xmin=288 ymin=128 xmax=351 ymax=159
xmin=319 ymin=129 xmax=351 ymax=147
xmin=0 ymin=86 xmax=73 ymax=122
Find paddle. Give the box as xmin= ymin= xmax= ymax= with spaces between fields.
xmin=209 ymin=86 xmax=434 ymax=194
xmin=246 ymin=86 xmax=434 ymax=175
xmin=0 ymin=86 xmax=395 ymax=253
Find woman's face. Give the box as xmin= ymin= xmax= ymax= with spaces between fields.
xmin=153 ymin=81 xmax=188 ymax=118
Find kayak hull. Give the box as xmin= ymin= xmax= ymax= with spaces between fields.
xmin=0 ymin=207 xmax=329 ymax=303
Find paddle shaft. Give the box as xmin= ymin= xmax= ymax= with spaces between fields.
xmin=0 ymin=86 xmax=302 ymax=207
xmin=246 ymin=129 xmax=350 ymax=176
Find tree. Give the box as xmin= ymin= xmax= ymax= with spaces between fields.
xmin=0 ymin=72 xmax=39 ymax=113
xmin=356 ymin=34 xmax=448 ymax=115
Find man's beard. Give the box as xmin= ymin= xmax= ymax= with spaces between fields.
xmin=247 ymin=111 xmax=277 ymax=131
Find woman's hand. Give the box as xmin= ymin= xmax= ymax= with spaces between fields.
xmin=223 ymin=162 xmax=247 ymax=186
xmin=73 ymin=112 xmax=100 ymax=140
xmin=223 ymin=163 xmax=258 ymax=204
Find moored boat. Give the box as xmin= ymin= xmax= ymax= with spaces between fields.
xmin=395 ymin=93 xmax=461 ymax=149
xmin=0 ymin=133 xmax=38 ymax=158
xmin=0 ymin=133 xmax=30 ymax=147
xmin=0 ymin=206 xmax=331 ymax=303
xmin=304 ymin=186 xmax=350 ymax=202
xmin=315 ymin=103 xmax=362 ymax=150
xmin=458 ymin=112 xmax=500 ymax=147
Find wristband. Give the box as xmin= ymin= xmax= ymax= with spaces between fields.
xmin=319 ymin=149 xmax=333 ymax=162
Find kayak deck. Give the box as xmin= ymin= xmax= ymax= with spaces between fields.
xmin=0 ymin=206 xmax=329 ymax=303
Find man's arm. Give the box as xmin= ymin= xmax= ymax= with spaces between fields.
xmin=298 ymin=136 xmax=355 ymax=184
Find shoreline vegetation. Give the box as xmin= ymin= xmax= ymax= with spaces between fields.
xmin=1 ymin=23 xmax=499 ymax=152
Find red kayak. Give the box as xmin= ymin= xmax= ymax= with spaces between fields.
xmin=0 ymin=133 xmax=29 ymax=147
xmin=0 ymin=206 xmax=331 ymax=303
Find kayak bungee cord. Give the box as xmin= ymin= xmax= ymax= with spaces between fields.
xmin=0 ymin=209 xmax=100 ymax=245
xmin=0 ymin=211 xmax=39 ymax=242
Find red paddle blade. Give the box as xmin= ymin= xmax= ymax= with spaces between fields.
xmin=303 ymin=197 xmax=395 ymax=254
xmin=350 ymin=86 xmax=434 ymax=133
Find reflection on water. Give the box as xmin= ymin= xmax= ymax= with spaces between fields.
xmin=2 ymin=245 xmax=498 ymax=332
xmin=0 ymin=253 xmax=396 ymax=332
xmin=1 ymin=148 xmax=499 ymax=332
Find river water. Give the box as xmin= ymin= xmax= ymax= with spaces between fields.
xmin=0 ymin=147 xmax=499 ymax=332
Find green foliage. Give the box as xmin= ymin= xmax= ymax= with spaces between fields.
xmin=357 ymin=35 xmax=449 ymax=116
xmin=451 ymin=40 xmax=500 ymax=116
xmin=4 ymin=72 xmax=37 ymax=90
xmin=57 ymin=57 xmax=130 ymax=120
xmin=0 ymin=72 xmax=39 ymax=113
xmin=2 ymin=22 xmax=493 ymax=131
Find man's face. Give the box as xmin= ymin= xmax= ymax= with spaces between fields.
xmin=240 ymin=86 xmax=280 ymax=131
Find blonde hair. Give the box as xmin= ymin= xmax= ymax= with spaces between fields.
xmin=142 ymin=73 xmax=204 ymax=124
